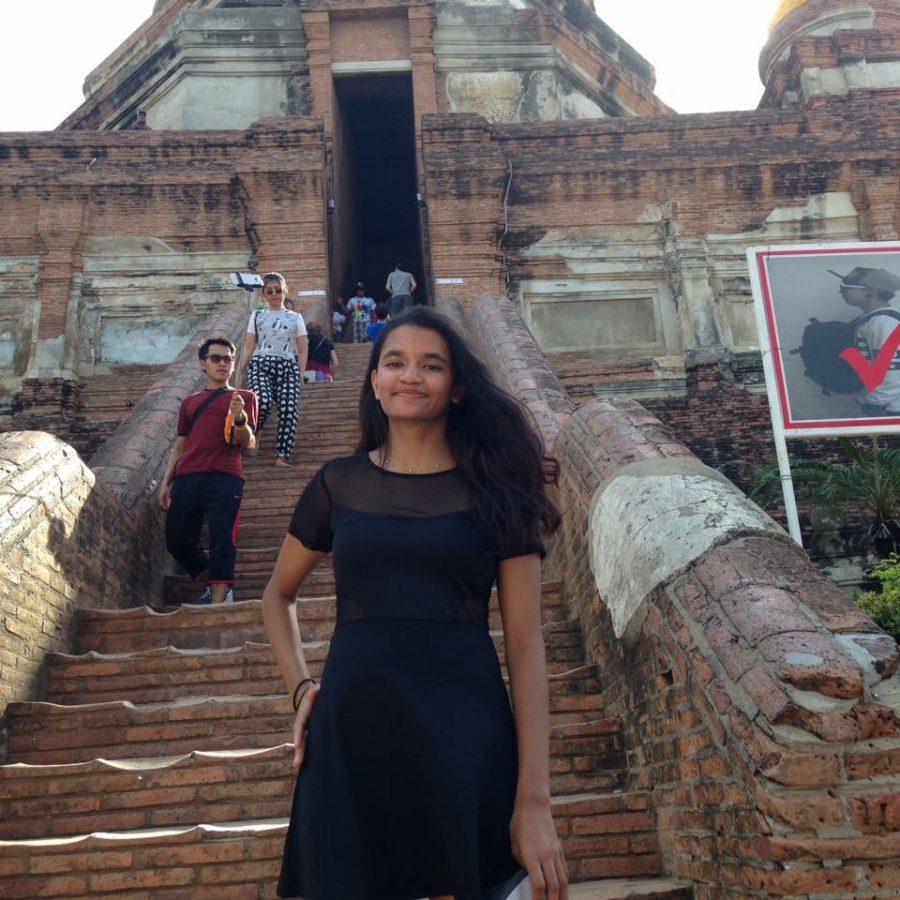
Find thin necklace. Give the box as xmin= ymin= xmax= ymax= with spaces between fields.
xmin=379 ymin=451 xmax=454 ymax=474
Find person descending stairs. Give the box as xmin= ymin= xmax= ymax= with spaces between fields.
xmin=0 ymin=342 xmax=691 ymax=899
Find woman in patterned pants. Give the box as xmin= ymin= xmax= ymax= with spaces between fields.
xmin=239 ymin=273 xmax=309 ymax=467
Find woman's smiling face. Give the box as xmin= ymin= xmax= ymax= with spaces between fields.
xmin=371 ymin=325 xmax=458 ymax=423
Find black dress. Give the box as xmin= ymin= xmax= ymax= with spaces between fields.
xmin=278 ymin=453 xmax=542 ymax=900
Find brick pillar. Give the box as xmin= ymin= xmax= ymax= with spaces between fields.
xmin=305 ymin=11 xmax=333 ymax=137
xmin=854 ymin=176 xmax=900 ymax=241
xmin=26 ymin=200 xmax=87 ymax=382
xmin=234 ymin=125 xmax=329 ymax=325
xmin=663 ymin=207 xmax=723 ymax=353
xmin=409 ymin=5 xmax=438 ymax=131
xmin=421 ymin=115 xmax=507 ymax=308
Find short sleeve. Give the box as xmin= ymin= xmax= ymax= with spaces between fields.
xmin=497 ymin=542 xmax=546 ymax=561
xmin=288 ymin=465 xmax=333 ymax=551
xmin=176 ymin=398 xmax=190 ymax=437
xmin=246 ymin=311 xmax=257 ymax=335
xmin=870 ymin=314 xmax=900 ymax=349
xmin=295 ymin=313 xmax=307 ymax=337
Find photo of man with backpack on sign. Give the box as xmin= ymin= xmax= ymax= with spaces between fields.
xmin=836 ymin=267 xmax=900 ymax=415
xmin=756 ymin=247 xmax=900 ymax=431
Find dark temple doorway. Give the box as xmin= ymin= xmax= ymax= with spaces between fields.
xmin=330 ymin=72 xmax=428 ymax=310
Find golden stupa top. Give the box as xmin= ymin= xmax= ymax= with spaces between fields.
xmin=771 ymin=0 xmax=810 ymax=30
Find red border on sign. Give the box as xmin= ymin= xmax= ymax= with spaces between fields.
xmin=756 ymin=246 xmax=900 ymax=433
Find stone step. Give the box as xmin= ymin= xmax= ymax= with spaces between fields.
xmin=43 ymin=640 xmax=603 ymax=710
xmin=569 ymin=880 xmax=691 ymax=900
xmin=5 ymin=694 xmax=624 ymax=772
xmin=79 ymin=584 xmax=566 ymax=653
xmin=0 ymin=746 xmax=294 ymax=840
xmin=0 ymin=746 xmax=637 ymax=845
xmin=0 ymin=796 xmax=670 ymax=896
xmin=161 ymin=568 xmax=337 ymax=607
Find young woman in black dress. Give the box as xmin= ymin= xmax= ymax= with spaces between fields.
xmin=262 ymin=306 xmax=568 ymax=900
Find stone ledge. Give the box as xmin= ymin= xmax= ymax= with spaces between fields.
xmin=587 ymin=456 xmax=784 ymax=645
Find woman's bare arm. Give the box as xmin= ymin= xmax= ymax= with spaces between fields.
xmin=238 ymin=332 xmax=257 ymax=384
xmin=296 ymin=335 xmax=309 ymax=373
xmin=158 ymin=436 xmax=187 ymax=509
xmin=498 ymin=553 xmax=568 ymax=900
xmin=262 ymin=534 xmax=327 ymax=698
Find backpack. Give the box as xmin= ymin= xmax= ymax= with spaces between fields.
xmin=793 ymin=309 xmax=900 ymax=395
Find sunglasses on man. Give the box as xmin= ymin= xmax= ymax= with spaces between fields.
xmin=204 ymin=353 xmax=234 ymax=364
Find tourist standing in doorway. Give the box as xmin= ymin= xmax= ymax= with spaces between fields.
xmin=159 ymin=337 xmax=257 ymax=605
xmin=263 ymin=307 xmax=567 ymax=900
xmin=304 ymin=321 xmax=339 ymax=382
xmin=239 ymin=272 xmax=308 ymax=468
xmin=347 ymin=282 xmax=376 ymax=343
xmin=385 ymin=262 xmax=417 ymax=318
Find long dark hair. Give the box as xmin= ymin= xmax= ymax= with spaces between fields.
xmin=357 ymin=306 xmax=560 ymax=550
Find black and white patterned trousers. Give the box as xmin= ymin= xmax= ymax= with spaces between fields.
xmin=246 ymin=355 xmax=301 ymax=458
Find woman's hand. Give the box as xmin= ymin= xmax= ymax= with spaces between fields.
xmin=510 ymin=798 xmax=568 ymax=900
xmin=291 ymin=683 xmax=320 ymax=769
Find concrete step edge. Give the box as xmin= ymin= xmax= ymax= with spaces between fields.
xmin=1 ymin=744 xmax=294 ymax=778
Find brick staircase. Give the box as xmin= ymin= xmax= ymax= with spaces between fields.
xmin=545 ymin=353 xmax=674 ymax=410
xmin=73 ymin=365 xmax=167 ymax=456
xmin=0 ymin=343 xmax=690 ymax=898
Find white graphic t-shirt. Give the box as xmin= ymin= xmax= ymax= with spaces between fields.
xmin=855 ymin=308 xmax=900 ymax=410
xmin=248 ymin=308 xmax=307 ymax=360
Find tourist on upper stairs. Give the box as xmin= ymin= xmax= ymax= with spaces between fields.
xmin=385 ymin=261 xmax=418 ymax=318
xmin=262 ymin=306 xmax=568 ymax=900
xmin=347 ymin=281 xmax=376 ymax=343
xmin=128 ymin=109 xmax=151 ymax=131
xmin=365 ymin=302 xmax=389 ymax=343
xmin=238 ymin=272 xmax=308 ymax=468
xmin=158 ymin=336 xmax=258 ymax=605
xmin=304 ymin=321 xmax=339 ymax=382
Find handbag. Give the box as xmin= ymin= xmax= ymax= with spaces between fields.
xmin=224 ymin=395 xmax=257 ymax=451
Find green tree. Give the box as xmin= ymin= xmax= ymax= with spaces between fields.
xmin=856 ymin=554 xmax=900 ymax=642
xmin=751 ymin=437 xmax=900 ymax=556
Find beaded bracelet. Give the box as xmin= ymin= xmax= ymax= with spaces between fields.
xmin=292 ymin=677 xmax=316 ymax=711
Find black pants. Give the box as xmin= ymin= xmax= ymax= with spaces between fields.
xmin=246 ymin=355 xmax=302 ymax=458
xmin=165 ymin=472 xmax=244 ymax=584
xmin=387 ymin=293 xmax=414 ymax=319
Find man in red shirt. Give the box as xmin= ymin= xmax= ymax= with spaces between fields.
xmin=158 ymin=336 xmax=259 ymax=604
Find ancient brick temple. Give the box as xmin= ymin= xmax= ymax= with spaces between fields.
xmin=1 ymin=0 xmax=899 ymax=897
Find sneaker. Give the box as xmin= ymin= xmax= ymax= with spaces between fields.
xmin=223 ymin=587 xmax=235 ymax=604
xmin=189 ymin=586 xmax=212 ymax=605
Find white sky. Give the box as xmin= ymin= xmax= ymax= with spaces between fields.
xmin=0 ymin=0 xmax=781 ymax=131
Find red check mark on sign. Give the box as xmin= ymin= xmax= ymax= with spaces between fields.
xmin=840 ymin=325 xmax=900 ymax=392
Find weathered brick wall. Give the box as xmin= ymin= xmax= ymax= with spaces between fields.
xmin=472 ymin=293 xmax=900 ymax=898
xmin=0 ymin=121 xmax=327 ymax=434
xmin=422 ymin=96 xmax=899 ymax=327
xmin=0 ymin=432 xmax=162 ymax=758
xmin=0 ymin=303 xmax=247 ymax=757
xmin=761 ymin=0 xmax=900 ymax=109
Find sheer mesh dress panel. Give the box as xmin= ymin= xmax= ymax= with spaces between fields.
xmin=288 ymin=454 xmax=543 ymax=627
